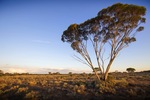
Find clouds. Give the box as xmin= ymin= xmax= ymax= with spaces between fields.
xmin=7 ymin=68 xmax=27 ymax=73
xmin=0 ymin=65 xmax=91 ymax=74
xmin=43 ymin=68 xmax=91 ymax=74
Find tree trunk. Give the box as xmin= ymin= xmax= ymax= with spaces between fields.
xmin=104 ymin=58 xmax=114 ymax=81
xmin=93 ymin=69 xmax=101 ymax=82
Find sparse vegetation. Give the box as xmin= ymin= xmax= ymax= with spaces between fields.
xmin=0 ymin=2 xmax=148 ymax=100
xmin=0 ymin=72 xmax=149 ymax=100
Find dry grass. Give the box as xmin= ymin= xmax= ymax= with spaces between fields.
xmin=0 ymin=72 xmax=150 ymax=100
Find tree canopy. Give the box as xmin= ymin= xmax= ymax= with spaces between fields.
xmin=61 ymin=3 xmax=146 ymax=81
xmin=126 ymin=68 xmax=136 ymax=73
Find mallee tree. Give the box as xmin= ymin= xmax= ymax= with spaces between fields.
xmin=126 ymin=68 xmax=136 ymax=73
xmin=61 ymin=3 xmax=146 ymax=81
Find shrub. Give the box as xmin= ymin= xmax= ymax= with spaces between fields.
xmin=115 ymin=78 xmax=128 ymax=88
xmin=126 ymin=68 xmax=136 ymax=73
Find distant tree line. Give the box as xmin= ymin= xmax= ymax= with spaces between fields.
xmin=0 ymin=70 xmax=30 ymax=75
xmin=48 ymin=72 xmax=60 ymax=75
xmin=0 ymin=70 xmax=4 ymax=75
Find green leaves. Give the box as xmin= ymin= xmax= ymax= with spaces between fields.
xmin=61 ymin=3 xmax=146 ymax=53
xmin=123 ymin=37 xmax=136 ymax=44
xmin=130 ymin=37 xmax=136 ymax=42
xmin=61 ymin=24 xmax=79 ymax=43
xmin=141 ymin=18 xmax=146 ymax=23
xmin=137 ymin=26 xmax=144 ymax=32
xmin=123 ymin=37 xmax=130 ymax=44
xmin=71 ymin=41 xmax=82 ymax=53
xmin=126 ymin=67 xmax=136 ymax=73
xmin=68 ymin=24 xmax=78 ymax=31
xmin=62 ymin=3 xmax=146 ymax=44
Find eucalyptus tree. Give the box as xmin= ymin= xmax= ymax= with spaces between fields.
xmin=126 ymin=68 xmax=136 ymax=73
xmin=61 ymin=3 xmax=146 ymax=81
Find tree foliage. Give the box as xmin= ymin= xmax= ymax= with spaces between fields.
xmin=93 ymin=67 xmax=101 ymax=72
xmin=61 ymin=3 xmax=146 ymax=81
xmin=126 ymin=68 xmax=136 ymax=73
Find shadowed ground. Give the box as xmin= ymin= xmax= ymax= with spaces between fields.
xmin=0 ymin=72 xmax=150 ymax=100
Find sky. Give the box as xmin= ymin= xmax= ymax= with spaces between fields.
xmin=0 ymin=0 xmax=150 ymax=74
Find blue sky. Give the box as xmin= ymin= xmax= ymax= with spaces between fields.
xmin=0 ymin=0 xmax=150 ymax=74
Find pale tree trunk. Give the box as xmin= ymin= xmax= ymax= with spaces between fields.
xmin=104 ymin=58 xmax=115 ymax=81
xmin=93 ymin=69 xmax=101 ymax=81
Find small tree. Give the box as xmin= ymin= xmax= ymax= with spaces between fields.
xmin=68 ymin=72 xmax=72 ymax=75
xmin=55 ymin=72 xmax=60 ymax=75
xmin=126 ymin=68 xmax=136 ymax=73
xmin=0 ymin=70 xmax=4 ymax=75
xmin=93 ymin=67 xmax=101 ymax=73
xmin=61 ymin=3 xmax=146 ymax=81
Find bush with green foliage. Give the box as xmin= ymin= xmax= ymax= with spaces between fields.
xmin=126 ymin=68 xmax=136 ymax=73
